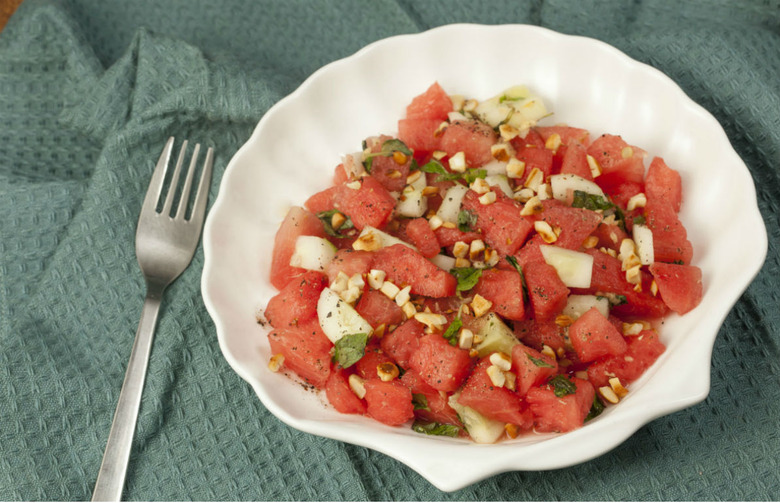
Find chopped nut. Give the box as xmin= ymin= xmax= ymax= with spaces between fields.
xmin=479 ymin=191 xmax=497 ymax=205
xmin=458 ymin=328 xmax=474 ymax=349
xmin=442 ymin=221 xmax=456 ymax=229
xmin=486 ymin=364 xmax=506 ymax=387
xmin=541 ymin=345 xmax=557 ymax=360
xmin=406 ymin=170 xmax=422 ymax=185
xmin=586 ymin=154 xmax=602 ymax=178
xmin=379 ymin=280 xmax=401 ymax=299
xmin=367 ymin=269 xmax=387 ymax=290
xmin=537 ymin=183 xmax=552 ymax=200
xmin=471 ymin=294 xmax=493 ymax=318
xmin=386 ymin=169 xmax=403 ymax=179
xmin=503 ymin=371 xmax=517 ymax=391
xmin=506 ymin=158 xmax=526 ymax=179
xmin=395 ymin=285 xmax=412 ymax=307
xmin=353 ymin=229 xmax=382 ymax=251
xmin=268 ymin=353 xmax=285 ymax=372
xmin=626 ymin=192 xmax=647 ymax=211
xmin=555 ymin=314 xmax=575 ymax=327
xmin=331 ymin=271 xmax=350 ymax=293
xmin=583 ymin=235 xmax=599 ymax=249
xmin=377 ymin=362 xmax=400 ymax=382
xmin=609 ymin=377 xmax=629 ymax=398
xmin=650 ymin=279 xmax=659 ymax=296
xmin=331 ymin=211 xmax=347 ymax=230
xmin=523 ymin=167 xmax=544 ymax=191
xmin=340 ymin=285 xmax=361 ymax=304
xmin=449 ymin=151 xmax=467 ymax=172
xmin=513 ymin=187 xmax=535 ymax=203
xmin=520 ymin=195 xmax=544 ymax=216
xmin=392 ymin=150 xmax=408 ymax=165
xmin=450 ymin=94 xmax=465 ymax=111
xmin=469 ymin=239 xmax=486 ymax=260
xmin=544 ymin=133 xmax=562 ymax=152
xmin=622 ymin=322 xmax=645 ymax=336
xmin=599 ymin=385 xmax=620 ymax=404
xmin=434 ymin=121 xmax=449 ymax=137
xmin=489 ymin=352 xmax=512 ymax=371
xmin=432 ymin=150 xmax=447 ymax=160
xmin=348 ymin=273 xmax=365 ymax=290
xmin=373 ymin=323 xmax=387 ymax=338
xmin=453 ymin=241 xmax=470 ymax=258
xmin=485 ymin=249 xmax=500 ymax=267
xmin=625 ymin=264 xmax=642 ymax=285
xmin=491 ymin=142 xmax=515 ymax=162
xmin=428 ymin=214 xmax=444 ymax=230
xmin=414 ymin=312 xmax=448 ymax=332
xmin=505 ymin=423 xmax=520 ymax=439
xmin=454 ymin=257 xmax=471 ymax=268
xmin=470 ymin=177 xmax=491 ymax=194
xmin=499 ymin=124 xmax=520 ymax=141
xmin=534 ymin=220 xmax=558 ymax=243
xmin=462 ymin=98 xmax=478 ymax=112
xmin=346 ymin=180 xmax=362 ymax=190
xmin=421 ymin=186 xmax=439 ymax=197
xmin=401 ymin=301 xmax=417 ymax=319
xmin=349 ymin=374 xmax=367 ymax=399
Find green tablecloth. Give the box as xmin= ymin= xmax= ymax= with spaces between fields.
xmin=1 ymin=0 xmax=779 ymax=500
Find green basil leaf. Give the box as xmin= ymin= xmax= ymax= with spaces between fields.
xmin=548 ymin=374 xmax=577 ymax=398
xmin=457 ymin=209 xmax=477 ymax=233
xmin=419 ymin=159 xmax=448 ymax=175
xmin=527 ymin=353 xmax=554 ymax=368
xmin=412 ymin=420 xmax=460 ymax=437
xmin=586 ymin=395 xmax=606 ymax=422
xmin=332 ymin=333 xmax=370 ymax=368
xmin=504 ymin=255 xmax=529 ymax=303
xmin=450 ymin=267 xmax=482 ymax=292
xmin=317 ymin=209 xmax=355 ymax=239
xmin=462 ymin=168 xmax=487 ymax=184
xmin=412 ymin=393 xmax=429 ymax=411
xmin=380 ymin=138 xmax=413 ymax=156
xmin=442 ymin=317 xmax=463 ymax=346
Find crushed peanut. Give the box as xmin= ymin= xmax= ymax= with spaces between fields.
xmin=506 ymin=158 xmax=526 ymax=179
xmin=377 ymin=362 xmax=400 ymax=382
xmin=379 ymin=280 xmax=401 ymax=299
xmin=534 ymin=220 xmax=558 ymax=243
xmin=489 ymin=352 xmax=512 ymax=371
xmin=349 ymin=374 xmax=367 ymax=399
xmin=449 ymin=151 xmax=467 ymax=172
xmin=458 ymin=328 xmax=474 ymax=349
xmin=609 ymin=377 xmax=629 ymax=398
xmin=599 ymin=385 xmax=620 ymax=404
xmin=479 ymin=191 xmax=497 ymax=205
xmin=486 ymin=365 xmax=506 ymax=387
xmin=353 ymin=229 xmax=382 ymax=251
xmin=471 ymin=294 xmax=493 ymax=318
xmin=268 ymin=353 xmax=285 ymax=373
xmin=520 ymin=195 xmax=544 ymax=216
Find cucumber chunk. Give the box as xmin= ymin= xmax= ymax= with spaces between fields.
xmin=317 ymin=287 xmax=373 ymax=344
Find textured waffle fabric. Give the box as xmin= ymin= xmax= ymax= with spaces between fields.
xmin=1 ymin=0 xmax=779 ymax=500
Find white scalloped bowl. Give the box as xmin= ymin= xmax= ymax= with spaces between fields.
xmin=201 ymin=24 xmax=766 ymax=491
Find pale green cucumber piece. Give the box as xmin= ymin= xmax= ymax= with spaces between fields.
xmin=473 ymin=312 xmax=520 ymax=358
xmin=448 ymin=391 xmax=506 ymax=444
xmin=539 ymin=245 xmax=594 ymax=289
xmin=317 ymin=287 xmax=373 ymax=344
xmin=563 ymin=294 xmax=610 ymax=320
xmin=289 ymin=235 xmax=337 ymax=271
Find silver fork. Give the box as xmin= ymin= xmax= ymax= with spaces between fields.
xmin=92 ymin=137 xmax=214 ymax=502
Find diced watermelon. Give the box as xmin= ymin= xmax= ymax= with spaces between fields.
xmin=472 ymin=268 xmax=526 ymax=321
xmin=267 ymin=318 xmax=333 ymax=389
xmin=333 ymin=163 xmax=349 ymax=184
xmin=409 ymin=333 xmax=473 ymax=392
xmin=523 ymin=261 xmax=570 ymax=321
xmin=405 ymin=82 xmax=453 ymax=120
xmin=515 ymin=145 xmax=554 ymax=183
xmin=535 ymin=126 xmax=591 ymax=146
xmin=334 ymin=176 xmax=396 ymax=231
xmin=458 ymin=358 xmax=533 ymax=427
xmin=591 ymin=222 xmax=628 ymax=252
xmin=648 ymin=262 xmax=703 ymax=315
xmin=325 ymin=249 xmax=374 ymax=284
xmin=372 ymin=244 xmax=457 ymax=298
xmin=438 ymin=120 xmax=498 ymax=167
xmin=264 ymin=271 xmax=328 ymax=328
xmin=568 ymin=307 xmax=628 ymax=363
xmin=363 ymin=379 xmax=415 ymax=426
xmin=461 ymin=188 xmax=534 ymax=256
xmin=644 ymin=199 xmax=694 ymax=265
xmin=400 ymin=369 xmax=462 ymax=426
xmin=526 ymin=376 xmax=595 ymax=433
xmin=398 ymin=118 xmax=443 ymax=153
xmin=380 ymin=318 xmax=425 ymax=369
xmin=325 ymin=369 xmax=366 ymax=415
xmin=513 ymin=319 xmax=567 ymax=353
xmin=367 ymin=135 xmax=414 ymax=192
xmin=539 ymin=203 xmax=602 ymax=250
xmin=355 ymin=289 xmax=405 ymax=329
xmin=270 ymin=206 xmax=327 ymax=290
xmin=304 ymin=185 xmax=339 ymax=214
xmin=510 ymin=128 xmax=545 ymax=150
xmin=559 ymin=141 xmax=593 ymax=180
xmin=587 ymin=134 xmax=646 ymax=194
xmin=645 ymin=156 xmax=682 ymax=213
xmin=587 ymin=329 xmax=666 ymax=388
xmin=511 ymin=343 xmax=559 ymax=397
xmin=434 ymin=225 xmax=482 ymax=248
xmin=355 ymin=344 xmax=396 ymax=380
xmin=405 ymin=217 xmax=441 ymax=258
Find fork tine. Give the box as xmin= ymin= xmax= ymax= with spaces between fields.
xmin=141 ymin=137 xmax=175 ymax=213
xmin=189 ymin=146 xmax=214 ymax=223
xmin=174 ymin=143 xmax=201 ymax=220
xmin=161 ymin=140 xmax=188 ymax=217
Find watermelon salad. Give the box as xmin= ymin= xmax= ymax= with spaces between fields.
xmin=261 ymin=82 xmax=703 ymax=443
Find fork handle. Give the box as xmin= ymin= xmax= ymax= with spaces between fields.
xmin=92 ymin=285 xmax=164 ymax=501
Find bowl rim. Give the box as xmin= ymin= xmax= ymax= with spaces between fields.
xmin=201 ymin=23 xmax=768 ymax=492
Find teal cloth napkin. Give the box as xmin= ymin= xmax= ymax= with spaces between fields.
xmin=1 ymin=0 xmax=779 ymax=500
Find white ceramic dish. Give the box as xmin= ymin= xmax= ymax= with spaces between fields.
xmin=201 ymin=24 xmax=767 ymax=492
